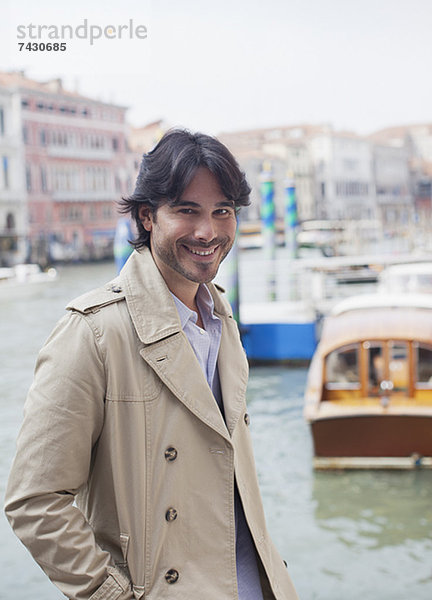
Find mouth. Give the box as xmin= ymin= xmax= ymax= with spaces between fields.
xmin=183 ymin=245 xmax=219 ymax=257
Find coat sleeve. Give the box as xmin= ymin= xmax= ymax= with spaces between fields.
xmin=4 ymin=311 xmax=133 ymax=600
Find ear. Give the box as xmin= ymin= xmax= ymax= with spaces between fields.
xmin=138 ymin=206 xmax=153 ymax=232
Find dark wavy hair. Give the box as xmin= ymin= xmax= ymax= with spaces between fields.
xmin=119 ymin=128 xmax=251 ymax=249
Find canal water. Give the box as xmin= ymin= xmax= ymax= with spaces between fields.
xmin=1 ymin=261 xmax=431 ymax=600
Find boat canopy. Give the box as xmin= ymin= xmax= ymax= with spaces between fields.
xmin=318 ymin=305 xmax=432 ymax=358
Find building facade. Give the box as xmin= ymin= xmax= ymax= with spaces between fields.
xmin=0 ymin=85 xmax=27 ymax=265
xmin=220 ymin=125 xmax=316 ymax=224
xmin=372 ymin=144 xmax=412 ymax=232
xmin=219 ymin=123 xmax=421 ymax=251
xmin=0 ymin=71 xmax=131 ymax=265
xmin=370 ymin=124 xmax=432 ymax=238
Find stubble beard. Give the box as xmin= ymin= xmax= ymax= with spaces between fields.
xmin=154 ymin=236 xmax=234 ymax=284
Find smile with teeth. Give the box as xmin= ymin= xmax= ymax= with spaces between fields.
xmin=184 ymin=245 xmax=218 ymax=256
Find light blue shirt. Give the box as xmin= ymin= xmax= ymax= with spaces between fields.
xmin=171 ymin=285 xmax=264 ymax=600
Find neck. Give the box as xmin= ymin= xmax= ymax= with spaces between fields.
xmin=172 ymin=280 xmax=200 ymax=312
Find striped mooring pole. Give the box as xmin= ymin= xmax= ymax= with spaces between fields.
xmin=225 ymin=225 xmax=240 ymax=324
xmin=284 ymin=174 xmax=298 ymax=258
xmin=260 ymin=161 xmax=277 ymax=301
xmin=114 ymin=217 xmax=134 ymax=273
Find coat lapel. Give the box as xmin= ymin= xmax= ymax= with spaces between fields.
xmin=140 ymin=333 xmax=230 ymax=441
xmin=216 ymin=313 xmax=249 ymax=435
xmin=119 ymin=249 xmax=246 ymax=441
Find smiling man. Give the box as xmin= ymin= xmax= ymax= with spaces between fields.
xmin=5 ymin=129 xmax=298 ymax=600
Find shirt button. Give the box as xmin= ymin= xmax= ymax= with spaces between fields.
xmin=199 ymin=328 xmax=205 ymax=335
xmin=244 ymin=413 xmax=251 ymax=426
xmin=164 ymin=447 xmax=178 ymax=462
xmin=165 ymin=569 xmax=179 ymax=584
xmin=165 ymin=507 xmax=178 ymax=522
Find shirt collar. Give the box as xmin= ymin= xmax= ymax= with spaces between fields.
xmin=171 ymin=284 xmax=216 ymax=330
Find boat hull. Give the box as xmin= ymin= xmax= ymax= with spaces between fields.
xmin=310 ymin=413 xmax=432 ymax=467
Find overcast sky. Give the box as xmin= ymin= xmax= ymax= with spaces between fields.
xmin=1 ymin=0 xmax=431 ymax=135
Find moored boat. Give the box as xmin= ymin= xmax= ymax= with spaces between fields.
xmin=0 ymin=263 xmax=58 ymax=300
xmin=304 ymin=293 xmax=432 ymax=469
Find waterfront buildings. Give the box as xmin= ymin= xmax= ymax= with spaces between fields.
xmin=0 ymin=71 xmax=130 ymax=265
xmin=220 ymin=123 xmax=431 ymax=249
xmin=1 ymin=68 xmax=431 ymax=264
xmin=219 ymin=125 xmax=316 ymax=223
xmin=369 ymin=124 xmax=432 ymax=236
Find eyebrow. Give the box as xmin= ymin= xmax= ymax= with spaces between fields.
xmin=173 ymin=199 xmax=235 ymax=208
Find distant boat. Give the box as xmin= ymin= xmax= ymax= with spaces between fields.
xmin=304 ymin=293 xmax=432 ymax=469
xmin=379 ymin=262 xmax=432 ymax=294
xmin=0 ymin=264 xmax=58 ymax=300
xmin=240 ymin=301 xmax=317 ymax=361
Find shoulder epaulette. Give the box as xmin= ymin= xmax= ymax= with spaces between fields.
xmin=66 ymin=280 xmax=126 ymax=314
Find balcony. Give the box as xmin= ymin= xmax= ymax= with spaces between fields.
xmin=52 ymin=190 xmax=115 ymax=202
xmin=47 ymin=145 xmax=114 ymax=161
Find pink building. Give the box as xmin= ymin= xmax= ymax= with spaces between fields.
xmin=0 ymin=71 xmax=131 ymax=264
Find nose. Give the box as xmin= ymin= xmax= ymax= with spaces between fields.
xmin=193 ymin=214 xmax=216 ymax=242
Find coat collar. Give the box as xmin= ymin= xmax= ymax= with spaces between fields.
xmin=119 ymin=248 xmax=231 ymax=345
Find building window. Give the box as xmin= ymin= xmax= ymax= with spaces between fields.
xmin=21 ymin=99 xmax=29 ymax=109
xmin=2 ymin=156 xmax=9 ymax=189
xmin=26 ymin=165 xmax=32 ymax=191
xmin=0 ymin=107 xmax=4 ymax=135
xmin=112 ymin=137 xmax=119 ymax=151
xmin=6 ymin=212 xmax=15 ymax=230
xmin=89 ymin=204 xmax=98 ymax=220
xmin=103 ymin=204 xmax=112 ymax=219
xmin=40 ymin=167 xmax=47 ymax=192
xmin=65 ymin=206 xmax=82 ymax=222
xmin=40 ymin=130 xmax=47 ymax=146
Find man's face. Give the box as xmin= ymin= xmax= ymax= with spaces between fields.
xmin=139 ymin=167 xmax=237 ymax=291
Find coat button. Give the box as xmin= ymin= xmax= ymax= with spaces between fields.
xmin=164 ymin=447 xmax=178 ymax=462
xmin=110 ymin=284 xmax=122 ymax=293
xmin=165 ymin=507 xmax=178 ymax=522
xmin=244 ymin=413 xmax=250 ymax=426
xmin=165 ymin=569 xmax=179 ymax=584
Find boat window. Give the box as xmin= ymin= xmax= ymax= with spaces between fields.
xmin=388 ymin=342 xmax=409 ymax=393
xmin=325 ymin=344 xmax=360 ymax=389
xmin=367 ymin=342 xmax=384 ymax=396
xmin=415 ymin=343 xmax=432 ymax=387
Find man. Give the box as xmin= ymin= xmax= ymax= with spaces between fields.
xmin=5 ymin=129 xmax=298 ymax=600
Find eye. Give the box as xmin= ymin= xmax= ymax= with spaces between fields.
xmin=215 ymin=208 xmax=234 ymax=217
xmin=177 ymin=208 xmax=196 ymax=215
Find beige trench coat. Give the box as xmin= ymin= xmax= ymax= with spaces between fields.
xmin=5 ymin=248 xmax=298 ymax=600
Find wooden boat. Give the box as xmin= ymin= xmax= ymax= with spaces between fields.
xmin=304 ymin=293 xmax=432 ymax=469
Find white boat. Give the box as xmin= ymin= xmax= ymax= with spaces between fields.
xmin=379 ymin=262 xmax=432 ymax=294
xmin=0 ymin=264 xmax=58 ymax=300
